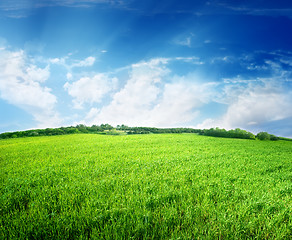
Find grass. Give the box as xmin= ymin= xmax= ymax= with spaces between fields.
xmin=0 ymin=134 xmax=291 ymax=239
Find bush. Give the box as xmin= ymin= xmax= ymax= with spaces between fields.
xmin=256 ymin=132 xmax=270 ymax=140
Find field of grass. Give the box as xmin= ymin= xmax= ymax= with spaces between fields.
xmin=0 ymin=134 xmax=291 ymax=239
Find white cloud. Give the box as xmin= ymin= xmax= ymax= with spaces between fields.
xmin=173 ymin=32 xmax=196 ymax=48
xmin=26 ymin=65 xmax=50 ymax=83
xmin=179 ymin=37 xmax=191 ymax=47
xmin=85 ymin=107 xmax=100 ymax=121
xmin=148 ymin=82 xmax=202 ymax=126
xmin=88 ymin=60 xmax=167 ymax=125
xmin=83 ymin=58 xmax=212 ymax=127
xmin=175 ymin=57 xmax=204 ymax=65
xmin=0 ymin=48 xmax=61 ymax=127
xmin=49 ymin=57 xmax=62 ymax=64
xmin=72 ymin=56 xmax=95 ymax=68
xmin=49 ymin=55 xmax=95 ymax=69
xmin=210 ymin=56 xmax=233 ymax=63
xmin=0 ymin=0 xmax=125 ymax=13
xmin=66 ymin=72 xmax=73 ymax=80
xmin=64 ymin=73 xmax=118 ymax=109
xmin=197 ymin=79 xmax=292 ymax=130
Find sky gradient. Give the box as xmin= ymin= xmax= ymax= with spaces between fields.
xmin=0 ymin=0 xmax=292 ymax=137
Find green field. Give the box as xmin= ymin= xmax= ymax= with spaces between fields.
xmin=1 ymin=134 xmax=291 ymax=239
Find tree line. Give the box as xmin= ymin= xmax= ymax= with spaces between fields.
xmin=0 ymin=124 xmax=290 ymax=141
xmin=202 ymin=127 xmax=286 ymax=140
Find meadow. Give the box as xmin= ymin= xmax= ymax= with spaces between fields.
xmin=0 ymin=134 xmax=291 ymax=239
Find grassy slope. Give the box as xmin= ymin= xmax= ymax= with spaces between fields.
xmin=0 ymin=134 xmax=291 ymax=239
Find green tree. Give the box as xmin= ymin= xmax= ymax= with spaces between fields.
xmin=256 ymin=132 xmax=270 ymax=140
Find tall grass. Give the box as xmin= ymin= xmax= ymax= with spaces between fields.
xmin=1 ymin=134 xmax=291 ymax=239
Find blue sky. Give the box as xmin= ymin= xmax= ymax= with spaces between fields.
xmin=0 ymin=0 xmax=292 ymax=137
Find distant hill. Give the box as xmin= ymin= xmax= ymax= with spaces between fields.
xmin=1 ymin=124 xmax=291 ymax=141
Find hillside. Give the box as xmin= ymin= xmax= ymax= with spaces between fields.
xmin=1 ymin=124 xmax=289 ymax=141
xmin=1 ymin=134 xmax=291 ymax=239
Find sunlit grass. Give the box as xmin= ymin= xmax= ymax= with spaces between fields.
xmin=1 ymin=134 xmax=291 ymax=239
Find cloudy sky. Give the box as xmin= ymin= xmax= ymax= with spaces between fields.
xmin=0 ymin=0 xmax=292 ymax=137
